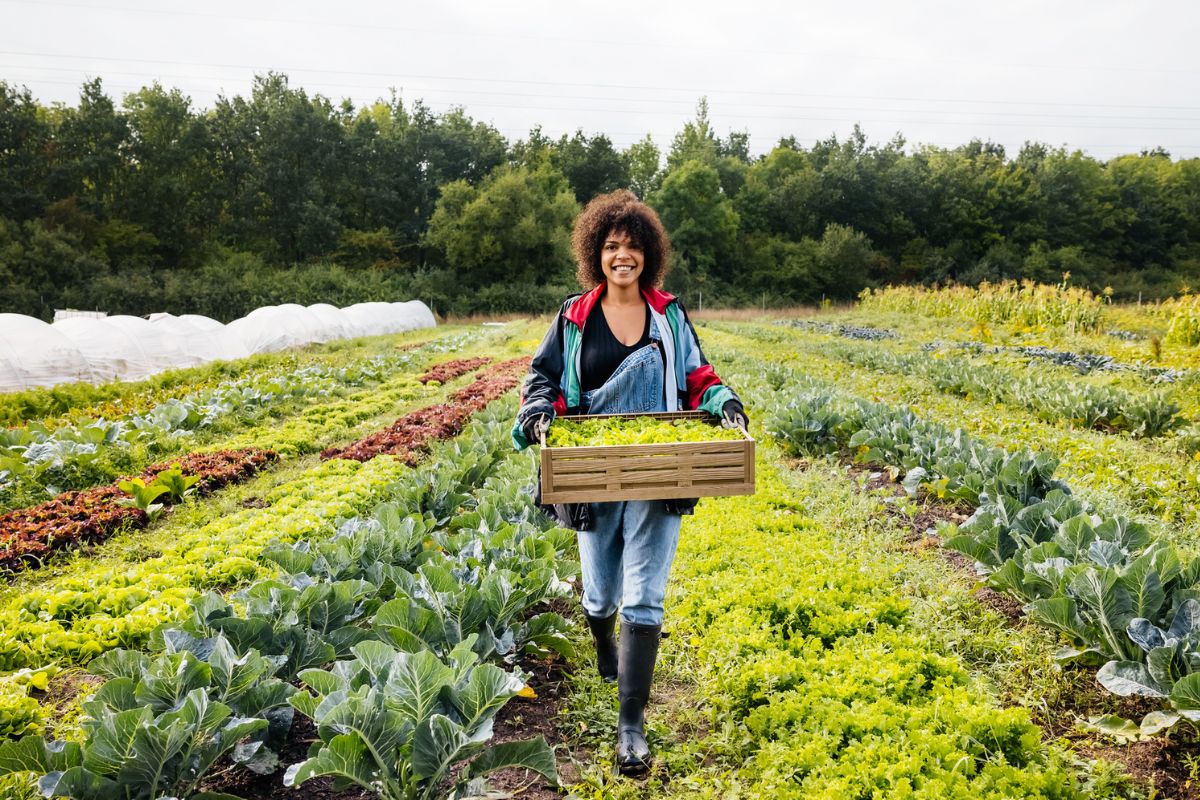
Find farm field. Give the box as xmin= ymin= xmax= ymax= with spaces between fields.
xmin=2 ymin=285 xmax=1200 ymax=799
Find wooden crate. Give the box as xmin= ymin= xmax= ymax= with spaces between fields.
xmin=539 ymin=410 xmax=755 ymax=504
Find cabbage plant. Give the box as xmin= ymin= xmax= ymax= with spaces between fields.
xmin=285 ymin=638 xmax=556 ymax=800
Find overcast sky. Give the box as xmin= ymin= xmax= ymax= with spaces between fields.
xmin=3 ymin=0 xmax=1198 ymax=161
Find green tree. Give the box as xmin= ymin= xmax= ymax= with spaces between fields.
xmin=735 ymin=145 xmax=820 ymax=240
xmin=667 ymin=98 xmax=719 ymax=169
xmin=667 ymin=98 xmax=750 ymax=198
xmin=46 ymin=78 xmax=128 ymax=215
xmin=0 ymin=218 xmax=107 ymax=318
xmin=551 ymin=130 xmax=628 ymax=203
xmin=741 ymin=233 xmax=819 ymax=303
xmin=0 ymin=82 xmax=50 ymax=222
xmin=650 ymin=159 xmax=739 ymax=289
xmin=210 ymin=73 xmax=346 ymax=263
xmin=118 ymin=83 xmax=215 ymax=267
xmin=624 ymin=135 xmax=661 ymax=199
xmin=424 ymin=162 xmax=578 ymax=288
xmin=813 ymin=223 xmax=878 ymax=299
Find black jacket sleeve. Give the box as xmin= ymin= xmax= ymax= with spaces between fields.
xmin=516 ymin=299 xmax=571 ymax=433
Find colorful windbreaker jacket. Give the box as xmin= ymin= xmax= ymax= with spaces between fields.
xmin=512 ymin=283 xmax=739 ymax=450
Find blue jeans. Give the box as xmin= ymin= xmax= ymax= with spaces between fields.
xmin=578 ymin=343 xmax=681 ymax=627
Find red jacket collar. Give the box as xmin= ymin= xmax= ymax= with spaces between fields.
xmin=563 ymin=282 xmax=675 ymax=327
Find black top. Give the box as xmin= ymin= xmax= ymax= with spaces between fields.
xmin=580 ymin=300 xmax=652 ymax=392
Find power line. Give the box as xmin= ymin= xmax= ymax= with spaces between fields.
xmin=9 ymin=62 xmax=1200 ymax=124
xmin=4 ymin=48 xmax=1200 ymax=112
xmin=9 ymin=77 xmax=1197 ymax=157
xmin=4 ymin=0 xmax=1197 ymax=77
xmin=12 ymin=73 xmax=1200 ymax=134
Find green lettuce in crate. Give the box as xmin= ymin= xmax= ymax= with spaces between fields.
xmin=546 ymin=416 xmax=744 ymax=447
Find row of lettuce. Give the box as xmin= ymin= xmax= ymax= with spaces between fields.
xmin=0 ymin=357 xmax=525 ymax=681
xmin=0 ymin=354 xmax=522 ymax=740
xmin=708 ymin=323 xmax=1200 ymax=528
xmin=649 ymin=456 xmax=1102 ymax=798
xmin=0 ymin=399 xmax=572 ymax=799
xmin=0 ymin=332 xmax=481 ymax=514
xmin=752 ymin=351 xmax=1200 ymax=738
xmin=0 ymin=350 xmax=503 ymax=578
xmin=768 ymin=321 xmax=1197 ymax=447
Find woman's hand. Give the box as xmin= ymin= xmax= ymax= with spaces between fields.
xmin=523 ymin=412 xmax=552 ymax=444
xmin=721 ymin=399 xmax=749 ymax=431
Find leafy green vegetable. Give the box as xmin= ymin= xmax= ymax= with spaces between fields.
xmin=284 ymin=639 xmax=557 ymax=800
xmin=546 ymin=416 xmax=742 ymax=447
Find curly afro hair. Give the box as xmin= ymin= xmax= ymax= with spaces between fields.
xmin=572 ymin=190 xmax=671 ymax=289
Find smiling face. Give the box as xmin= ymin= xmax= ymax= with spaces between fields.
xmin=599 ymin=228 xmax=645 ymax=289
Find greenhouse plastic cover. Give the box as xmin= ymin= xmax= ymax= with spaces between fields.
xmin=53 ymin=317 xmax=160 ymax=383
xmin=0 ymin=300 xmax=435 ymax=392
xmin=0 ymin=314 xmax=96 ymax=390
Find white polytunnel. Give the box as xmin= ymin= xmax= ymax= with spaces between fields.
xmin=226 ymin=305 xmax=319 ymax=354
xmin=275 ymin=303 xmax=338 ymax=344
xmin=0 ymin=301 xmax=436 ymax=393
xmin=393 ymin=300 xmax=436 ymax=330
xmin=52 ymin=317 xmax=159 ymax=383
xmin=149 ymin=314 xmax=249 ymax=364
xmin=104 ymin=315 xmax=204 ymax=371
xmin=0 ymin=313 xmax=95 ymax=391
xmin=179 ymin=314 xmax=225 ymax=333
xmin=306 ymin=303 xmax=359 ymax=341
xmin=342 ymin=301 xmax=421 ymax=336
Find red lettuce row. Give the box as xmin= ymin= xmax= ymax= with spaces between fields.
xmin=416 ymin=356 xmax=492 ymax=384
xmin=322 ymin=358 xmax=529 ymax=463
xmin=0 ymin=448 xmax=277 ymax=574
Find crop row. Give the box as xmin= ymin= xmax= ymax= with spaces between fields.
xmin=0 ymin=351 xmax=498 ymax=576
xmin=754 ymin=324 xmax=1185 ymax=438
xmin=322 ymin=357 xmax=529 ymax=463
xmin=919 ymin=340 xmax=1188 ymax=384
xmin=416 ymin=356 xmax=492 ymax=384
xmin=858 ymin=281 xmax=1107 ymax=333
xmin=0 ymin=367 xmax=530 ymax=681
xmin=654 ymin=454 xmax=1090 ymax=797
xmin=0 ymin=448 xmax=277 ymax=575
xmin=203 ymin=369 xmax=425 ymax=458
xmin=0 ymin=338 xmax=466 ymax=513
xmin=704 ymin=325 xmax=1200 ymax=527
xmin=0 ymin=399 xmax=574 ymax=799
xmin=760 ymin=365 xmax=1200 ymax=738
xmin=779 ymin=319 xmax=899 ymax=340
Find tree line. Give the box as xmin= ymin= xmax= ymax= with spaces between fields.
xmin=2 ymin=75 xmax=1198 ymax=320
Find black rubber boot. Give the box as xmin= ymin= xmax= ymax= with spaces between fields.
xmin=616 ymin=620 xmax=661 ymax=776
xmin=585 ymin=612 xmax=618 ymax=682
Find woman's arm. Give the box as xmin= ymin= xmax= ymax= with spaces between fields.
xmin=675 ymin=302 xmax=740 ymax=417
xmin=512 ymin=303 xmax=571 ymax=449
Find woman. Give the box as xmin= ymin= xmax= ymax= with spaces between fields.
xmin=512 ymin=190 xmax=747 ymax=776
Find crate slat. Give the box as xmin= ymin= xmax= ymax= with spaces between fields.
xmin=550 ymin=449 xmax=745 ymax=474
xmin=550 ymin=464 xmax=750 ymax=489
